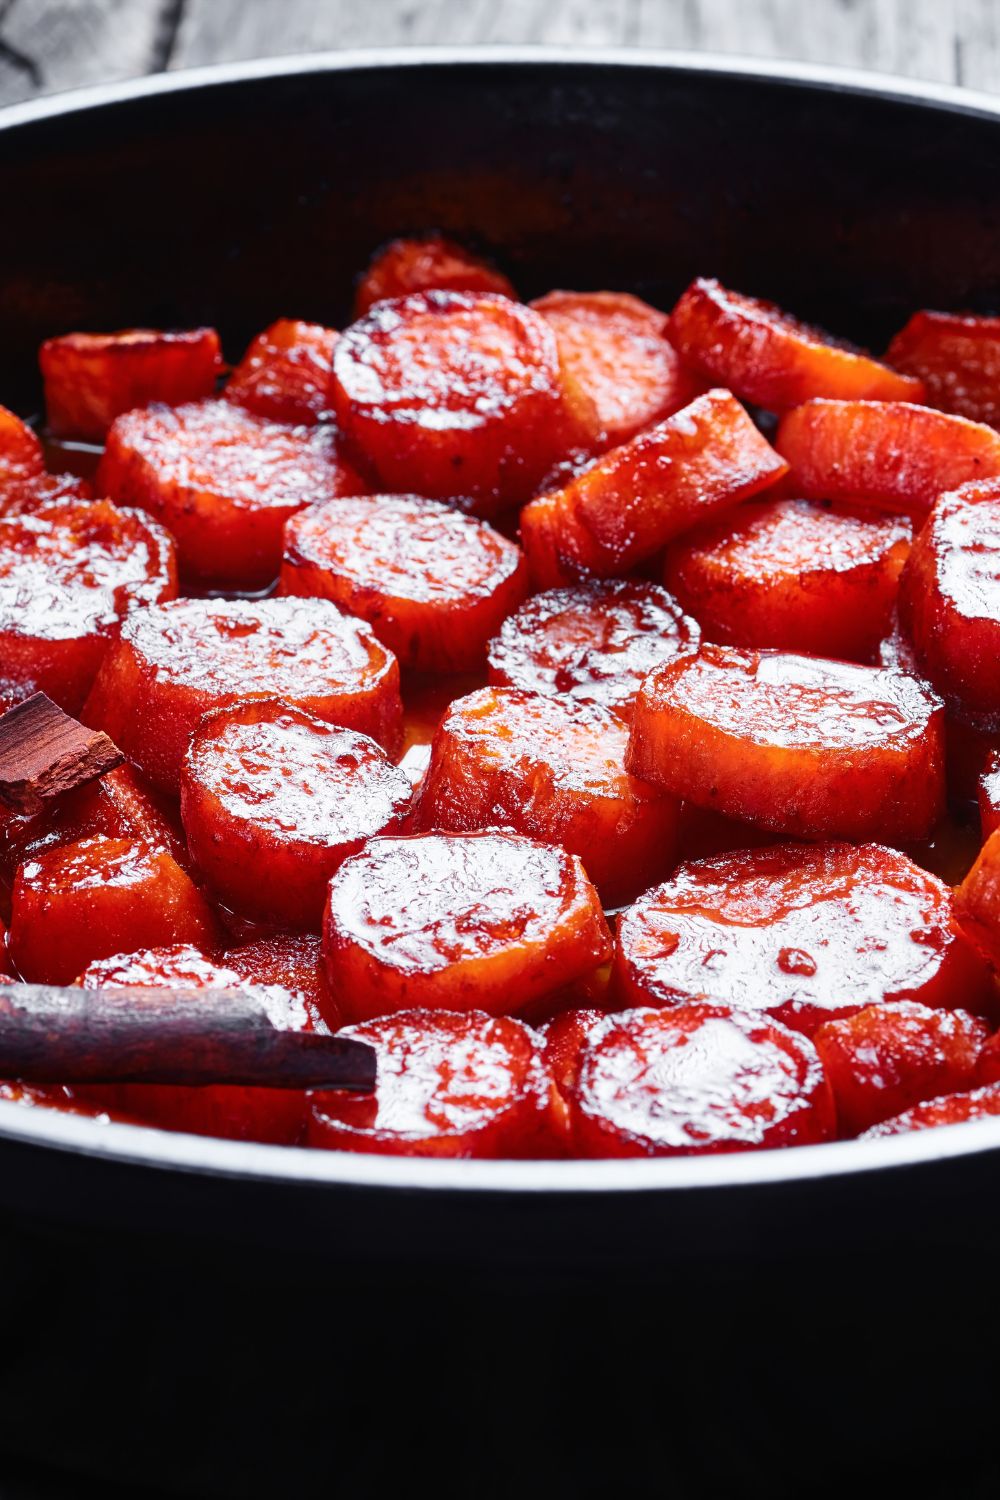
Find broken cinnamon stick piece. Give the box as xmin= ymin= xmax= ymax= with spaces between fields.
xmin=0 ymin=693 xmax=124 ymax=814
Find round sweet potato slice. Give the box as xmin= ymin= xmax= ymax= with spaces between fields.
xmin=281 ymin=493 xmax=529 ymax=672
xmin=663 ymin=498 xmax=911 ymax=660
xmin=9 ymin=836 xmax=220 ymax=985
xmin=627 ymin=644 xmax=945 ymax=842
xmin=568 ymin=1004 xmax=834 ymax=1156
xmin=97 ymin=398 xmax=363 ymax=589
xmin=670 ymin=278 xmax=923 ymax=409
xmin=224 ymin=933 xmax=336 ymax=1027
xmin=955 ymin=828 xmax=1000 ymax=969
xmin=0 ymin=404 xmax=45 ymax=508
xmin=181 ymin=700 xmax=412 ymax=929
xmin=308 ymin=1008 xmax=549 ymax=1157
xmin=82 ymin=597 xmax=403 ymax=793
xmin=540 ymin=1007 xmax=607 ymax=1147
xmin=40 ymin=328 xmax=222 ymax=442
xmin=613 ymin=842 xmax=991 ymax=1036
xmin=353 ymin=235 xmax=515 ymax=317
xmin=487 ymin=579 xmax=699 ymax=723
xmin=415 ymin=686 xmax=679 ymax=905
xmin=322 ymin=830 xmax=612 ymax=1024
xmin=861 ymin=1083 xmax=1000 ymax=1139
xmin=0 ymin=498 xmax=177 ymax=713
xmin=887 ymin=310 xmax=1000 ymax=427
xmin=331 ymin=291 xmax=570 ymax=512
xmin=224 ymin=319 xmax=338 ymax=425
xmin=776 ymin=399 xmax=1000 ymax=516
xmin=519 ymin=389 xmax=788 ymax=588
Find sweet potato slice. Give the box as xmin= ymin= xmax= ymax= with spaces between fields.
xmin=354 ymin=235 xmax=515 ymax=317
xmin=887 ymin=311 xmax=1000 ymax=427
xmin=980 ymin=750 xmax=1000 ymax=839
xmin=9 ymin=836 xmax=219 ymax=984
xmin=181 ymin=700 xmax=412 ymax=929
xmin=0 ymin=404 xmax=45 ymax=508
xmin=322 ymin=830 xmax=612 ymax=1024
xmin=224 ymin=934 xmax=336 ymax=1028
xmin=627 ymin=644 xmax=944 ymax=841
xmin=415 ymin=686 xmax=679 ymax=905
xmin=540 ymin=1007 xmax=606 ymax=1147
xmin=813 ymin=1001 xmax=987 ymax=1137
xmin=955 ymin=828 xmax=1000 ymax=968
xmin=281 ymin=493 xmax=529 ymax=672
xmin=224 ymin=319 xmax=338 ymax=425
xmin=331 ymin=291 xmax=570 ymax=512
xmin=776 ymin=399 xmax=1000 ymax=516
xmin=861 ymin=1083 xmax=1000 ymax=1139
xmin=614 ymin=842 xmax=991 ymax=1035
xmin=0 ymin=499 xmax=177 ymax=714
xmin=898 ymin=481 xmax=1000 ymax=716
xmin=40 ymin=328 xmax=222 ymax=442
xmin=670 ymin=278 xmax=923 ymax=409
xmin=519 ymin=389 xmax=788 ymax=588
xmin=664 ymin=498 xmax=911 ymax=660
xmin=568 ymin=1004 xmax=834 ymax=1156
xmin=97 ymin=398 xmax=363 ymax=589
xmin=82 ymin=597 xmax=403 ymax=793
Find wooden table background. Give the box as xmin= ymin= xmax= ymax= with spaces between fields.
xmin=2 ymin=0 xmax=1000 ymax=108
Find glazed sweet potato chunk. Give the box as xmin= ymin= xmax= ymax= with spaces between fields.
xmin=613 ymin=843 xmax=991 ymax=1036
xmin=40 ymin=328 xmax=222 ymax=442
xmin=898 ymin=481 xmax=1000 ymax=716
xmin=331 ymin=291 xmax=570 ymax=512
xmin=567 ymin=1004 xmax=834 ymax=1156
xmin=415 ymin=686 xmax=679 ymax=905
xmin=322 ymin=830 xmax=612 ymax=1024
xmin=776 ymin=400 xmax=1000 ymax=516
xmin=224 ymin=934 xmax=335 ymax=1027
xmin=670 ymin=278 xmax=923 ymax=409
xmin=531 ymin=290 xmax=700 ymax=451
xmin=861 ymin=1083 xmax=1000 ymax=1139
xmin=627 ymin=644 xmax=945 ymax=841
xmin=540 ymin=1007 xmax=607 ymax=1147
xmin=955 ymin=829 xmax=1000 ymax=968
xmin=487 ymin=578 xmax=699 ymax=723
xmin=887 ymin=311 xmax=1000 ymax=427
xmin=663 ymin=498 xmax=911 ymax=660
xmin=813 ymin=1001 xmax=987 ymax=1137
xmin=0 ymin=499 xmax=177 ymax=713
xmin=519 ymin=389 xmax=788 ymax=587
xmin=980 ymin=750 xmax=1000 ymax=840
xmin=224 ymin=319 xmax=338 ymax=424
xmin=354 ymin=235 xmax=515 ymax=317
xmin=9 ymin=836 xmax=219 ymax=985
xmin=97 ymin=398 xmax=363 ymax=589
xmin=83 ymin=597 xmax=402 ymax=793
xmin=0 ymin=404 xmax=45 ymax=508
xmin=281 ymin=494 xmax=529 ymax=672
xmin=181 ymin=701 xmax=412 ymax=929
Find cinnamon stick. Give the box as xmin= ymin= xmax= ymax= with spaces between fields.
xmin=0 ymin=694 xmax=123 ymax=814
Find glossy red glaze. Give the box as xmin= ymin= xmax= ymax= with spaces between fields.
xmin=281 ymin=493 xmax=529 ymax=672
xmin=861 ymin=1082 xmax=1000 ymax=1138
xmin=980 ymin=749 xmax=1000 ymax=839
xmin=627 ymin=644 xmax=945 ymax=841
xmin=353 ymin=235 xmax=515 ymax=317
xmin=224 ymin=319 xmax=338 ymax=424
xmin=887 ymin=311 xmax=1000 ymax=427
xmin=322 ymin=830 xmax=612 ymax=1024
xmin=82 ymin=597 xmax=403 ymax=792
xmin=181 ymin=700 xmax=412 ymax=929
xmin=613 ymin=842 xmax=992 ymax=1035
xmin=40 ymin=328 xmax=222 ymax=441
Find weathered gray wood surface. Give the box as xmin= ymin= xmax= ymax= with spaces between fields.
xmin=3 ymin=0 xmax=1000 ymax=108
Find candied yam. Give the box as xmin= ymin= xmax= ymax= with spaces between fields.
xmin=97 ymin=399 xmax=363 ymax=589
xmin=887 ymin=311 xmax=1000 ymax=427
xmin=40 ymin=328 xmax=222 ymax=442
xmin=82 ymin=597 xmax=402 ymax=793
xmin=322 ymin=830 xmax=612 ymax=1024
xmin=281 ymin=494 xmax=529 ymax=673
xmin=664 ymin=498 xmax=911 ymax=660
xmin=519 ymin=389 xmax=788 ymax=588
xmin=415 ymin=686 xmax=679 ymax=905
xmin=670 ymin=278 xmax=923 ymax=409
xmin=531 ymin=290 xmax=700 ymax=451
xmin=898 ymin=481 xmax=1000 ymax=716
xmin=613 ymin=843 xmax=991 ymax=1036
xmin=0 ymin=499 xmax=177 ymax=713
xmin=487 ymin=579 xmax=699 ymax=723
xmin=627 ymin=644 xmax=944 ymax=842
xmin=332 ymin=291 xmax=570 ymax=512
xmin=9 ymin=836 xmax=219 ymax=985
xmin=955 ymin=828 xmax=1000 ymax=968
xmin=568 ymin=1004 xmax=834 ymax=1156
xmin=0 ymin=405 xmax=45 ymax=506
xmin=980 ymin=750 xmax=1000 ymax=839
xmin=224 ymin=933 xmax=336 ymax=1027
xmin=775 ymin=399 xmax=1000 ymax=516
xmin=309 ymin=1009 xmax=547 ymax=1157
xmin=541 ymin=1007 xmax=606 ymax=1146
xmin=181 ymin=700 xmax=412 ymax=929
xmin=225 ymin=319 xmax=338 ymax=425
xmin=354 ymin=235 xmax=515 ymax=317
xmin=861 ymin=1083 xmax=1000 ymax=1138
